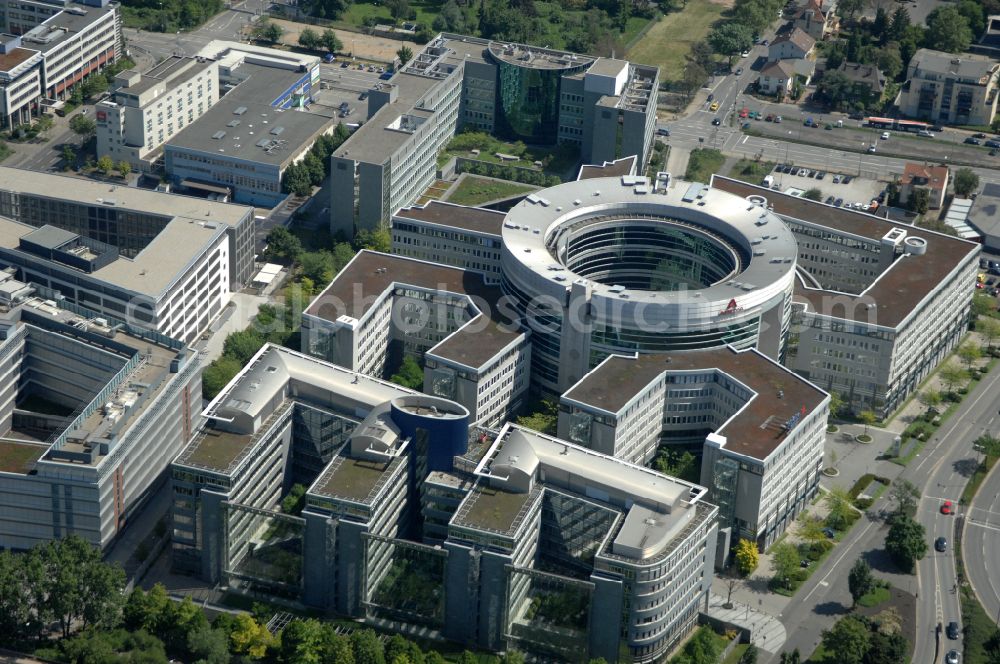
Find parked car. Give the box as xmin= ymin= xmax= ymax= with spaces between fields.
xmin=973 ymin=132 xmax=987 ymax=138
xmin=323 ymin=53 xmax=335 ymax=63
xmin=741 ymin=50 xmax=750 ymax=57
xmin=931 ymin=124 xmax=944 ymax=132
xmin=965 ymin=137 xmax=982 ymax=145
xmin=947 ymin=622 xmax=960 ymax=640
xmin=822 ymin=527 xmax=836 ymax=538
xmin=825 ymin=196 xmax=835 ymax=204
xmin=341 ymin=61 xmax=349 ymax=68
xmin=798 ymin=168 xmax=809 ymax=176
xmin=707 ymin=93 xmax=715 ymax=102
xmin=774 ymin=115 xmax=782 ymax=123
xmin=834 ymin=197 xmax=844 ymax=207
xmin=656 ymin=127 xmax=670 ymax=136
xmin=881 ymin=131 xmax=891 ymax=140
xmin=816 ymin=171 xmax=826 ymax=180
xmin=832 ymin=174 xmax=842 ymax=183
xmin=918 ymin=129 xmax=935 ymax=137
xmin=739 ymin=108 xmax=749 ymax=118
xmin=766 ymin=114 xmax=774 ymax=121
xmin=358 ymin=91 xmax=368 ymax=100
xmin=868 ymin=144 xmax=876 ymax=152
xmin=736 ymin=67 xmax=743 ymax=75
xmin=986 ymin=140 xmax=1000 ymax=148
xmin=741 ymin=122 xmax=751 ymax=129
xmin=842 ymin=175 xmax=853 ymax=184
xmin=710 ymin=101 xmax=720 ymax=111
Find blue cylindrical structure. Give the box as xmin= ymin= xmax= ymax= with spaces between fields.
xmin=390 ymin=395 xmax=469 ymax=472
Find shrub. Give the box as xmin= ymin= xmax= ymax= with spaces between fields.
xmin=855 ymin=497 xmax=875 ymax=510
xmin=849 ymin=473 xmax=876 ymax=499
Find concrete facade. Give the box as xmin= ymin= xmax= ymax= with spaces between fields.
xmin=171 ymin=343 xmax=718 ymax=664
xmin=899 ymin=49 xmax=1000 ymax=126
xmin=96 ymin=55 xmax=220 ymax=172
xmin=0 ymin=295 xmax=199 ymax=550
xmin=328 ymin=33 xmax=658 ymax=236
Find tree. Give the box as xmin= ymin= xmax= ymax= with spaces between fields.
xmin=397 ymin=46 xmax=414 ymax=66
xmin=188 ymin=626 xmax=231 ymax=664
xmin=838 ymin=0 xmax=864 ymax=20
xmin=500 ymin=652 xmax=525 ymax=664
xmin=517 ymin=399 xmax=558 ymax=435
xmin=96 ymin=154 xmax=114 ymax=176
xmin=889 ymin=479 xmax=920 ymax=516
xmin=35 ymin=114 xmax=54 ymax=134
xmin=824 ymin=485 xmax=855 ymax=531
xmin=803 ymin=188 xmax=823 ymax=201
xmin=653 ymin=448 xmax=700 ymax=483
xmin=799 ymin=516 xmax=828 ymax=542
xmin=222 ymin=328 xmax=266 ymax=364
xmin=956 ymin=0 xmax=986 ymax=36
xmin=354 ymin=228 xmax=391 ymax=252
xmin=821 ymin=616 xmax=871 ymax=664
xmin=889 ymin=7 xmax=911 ymax=42
xmin=433 ymin=0 xmax=468 ymax=32
xmin=954 ymin=167 xmax=980 ymax=197
xmin=203 ymin=356 xmax=243 ymax=399
xmin=875 ymin=44 xmax=904 ymax=81
xmin=866 ymin=630 xmax=908 ymax=664
xmin=282 ymin=162 xmax=313 ymax=196
xmin=859 ymin=409 xmax=877 ymax=436
xmin=925 ymin=6 xmax=974 ymax=53
xmin=117 ymin=160 xmax=131 ymax=178
xmin=682 ymin=61 xmax=708 ymax=98
xmin=770 ymin=542 xmax=800 ymax=588
xmin=265 ymin=226 xmax=303 ymax=264
xmin=848 ymin=559 xmax=875 ymax=606
xmin=884 ymin=513 xmax=927 ymax=573
xmin=918 ymin=389 xmax=942 ymax=412
xmin=940 ymin=361 xmax=968 ymax=394
xmin=280 ymin=619 xmax=329 ymax=664
xmin=739 ymin=645 xmax=759 ymax=664
xmin=263 ymin=21 xmax=284 ymax=44
xmin=351 ymin=629 xmax=386 ymax=664
xmin=973 ymin=433 xmax=1000 ymax=461
xmin=298 ymin=27 xmax=320 ymax=50
xmin=390 ymin=355 xmax=424 ymax=389
xmin=61 ymin=144 xmax=76 ymax=170
xmin=70 ymin=113 xmax=96 ymax=137
xmin=708 ymin=23 xmax=753 ymax=67
xmin=320 ymin=29 xmax=343 ymax=53
xmin=386 ymin=0 xmax=412 ymax=19
xmin=229 ymin=614 xmax=273 ymax=660
xmin=281 ymin=483 xmax=307 ymax=515
xmin=907 ymin=187 xmax=930 ymax=214
xmin=958 ymin=341 xmax=982 ymax=373
xmin=977 ymin=317 xmax=1000 ymax=350
xmin=734 ymin=538 xmax=759 ymax=576
xmin=303 ymin=151 xmax=326 ymax=186
xmin=829 ymin=391 xmax=845 ymax=418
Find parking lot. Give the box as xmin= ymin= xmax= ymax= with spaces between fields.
xmin=770 ymin=164 xmax=884 ymax=210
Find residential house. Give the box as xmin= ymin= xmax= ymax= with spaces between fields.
xmin=898 ymin=49 xmax=1000 ymax=126
xmin=837 ymin=61 xmax=885 ymax=106
xmin=768 ymin=28 xmax=816 ymax=61
xmin=899 ymin=162 xmax=950 ymax=210
xmin=793 ymin=0 xmax=835 ymax=40
xmin=758 ymin=60 xmax=797 ymax=96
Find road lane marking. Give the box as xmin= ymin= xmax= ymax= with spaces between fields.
xmin=965 ymin=520 xmax=1000 ymax=534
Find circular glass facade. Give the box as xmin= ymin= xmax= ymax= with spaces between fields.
xmin=562 ymin=220 xmax=744 ymax=291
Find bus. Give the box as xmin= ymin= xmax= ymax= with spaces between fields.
xmin=866 ymin=117 xmax=931 ymax=133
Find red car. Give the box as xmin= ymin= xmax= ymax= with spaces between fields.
xmin=739 ymin=108 xmax=749 ymax=118
xmin=941 ymin=500 xmax=953 ymax=515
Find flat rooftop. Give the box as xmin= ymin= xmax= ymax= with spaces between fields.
xmin=577 ymin=156 xmax=636 ymax=180
xmin=486 ymin=41 xmax=595 ymax=70
xmin=563 ymin=346 xmax=828 ymax=461
xmin=394 ymin=200 xmax=504 ymax=236
xmin=333 ymin=36 xmax=488 ymax=163
xmin=0 ymin=440 xmax=47 ymax=474
xmin=457 ymin=483 xmax=539 ymax=534
xmin=0 ymin=46 xmax=39 ymax=73
xmin=310 ymin=454 xmax=402 ymax=504
xmin=21 ymin=1 xmax=116 ymax=53
xmin=0 ymin=214 xmax=228 ymax=298
xmin=968 ymin=182 xmax=1000 ymax=238
xmin=115 ymin=56 xmax=213 ymax=98
xmin=306 ymin=251 xmax=523 ymax=369
xmin=1 ymin=297 xmax=186 ymax=469
xmin=0 ymin=166 xmax=252 ymax=228
xmin=166 ymin=64 xmax=334 ymax=167
xmin=712 ymin=176 xmax=979 ymax=327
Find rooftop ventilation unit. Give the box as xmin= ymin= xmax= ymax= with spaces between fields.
xmin=233 ymin=106 xmax=247 ymax=115
xmin=270 ymin=126 xmax=285 ymax=136
xmin=212 ymin=130 xmax=226 ymax=139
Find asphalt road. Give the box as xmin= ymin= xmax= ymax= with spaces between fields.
xmin=124 ymin=0 xmax=271 ymax=62
xmin=962 ymin=411 xmax=1000 ymax=626
xmin=766 ymin=362 xmax=1000 ymax=663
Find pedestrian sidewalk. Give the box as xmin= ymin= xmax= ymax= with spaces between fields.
xmin=705 ymin=592 xmax=787 ymax=653
xmin=665 ymin=146 xmax=690 ymax=179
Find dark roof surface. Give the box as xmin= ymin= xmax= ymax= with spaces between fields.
xmin=394 ymin=200 xmax=504 ymax=235
xmin=306 ymin=251 xmax=523 ymax=369
xmin=563 ymin=347 xmax=827 ymax=460
xmin=711 ymin=176 xmax=978 ymax=326
xmin=577 ymin=156 xmax=637 ymax=180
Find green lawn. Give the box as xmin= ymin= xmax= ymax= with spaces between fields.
xmin=626 ymin=1 xmax=725 ymax=79
xmin=722 ymin=644 xmax=750 ymax=664
xmin=728 ymin=159 xmax=776 ymax=185
xmin=685 ymin=148 xmax=725 ymax=183
xmin=446 ymin=176 xmax=538 ymax=206
xmin=857 ymin=584 xmax=891 ymax=608
xmin=961 ymin=587 xmax=998 ymax=664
